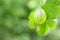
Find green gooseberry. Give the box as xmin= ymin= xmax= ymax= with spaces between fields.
xmin=29 ymin=7 xmax=47 ymax=24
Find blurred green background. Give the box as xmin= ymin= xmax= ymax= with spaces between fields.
xmin=0 ymin=0 xmax=60 ymax=40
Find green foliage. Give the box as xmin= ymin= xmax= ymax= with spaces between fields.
xmin=40 ymin=0 xmax=47 ymax=7
xmin=36 ymin=22 xmax=48 ymax=36
xmin=44 ymin=0 xmax=60 ymax=17
xmin=46 ymin=19 xmax=56 ymax=30
xmin=28 ymin=0 xmax=60 ymax=36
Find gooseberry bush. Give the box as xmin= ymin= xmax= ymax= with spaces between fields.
xmin=28 ymin=0 xmax=60 ymax=36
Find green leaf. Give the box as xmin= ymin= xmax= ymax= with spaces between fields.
xmin=42 ymin=5 xmax=57 ymax=19
xmin=40 ymin=0 xmax=47 ymax=7
xmin=46 ymin=0 xmax=60 ymax=6
xmin=28 ymin=20 xmax=35 ymax=29
xmin=53 ymin=7 xmax=60 ymax=17
xmin=46 ymin=19 xmax=56 ymax=30
xmin=36 ymin=22 xmax=48 ymax=36
xmin=42 ymin=0 xmax=60 ymax=18
xmin=28 ymin=11 xmax=34 ymax=22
